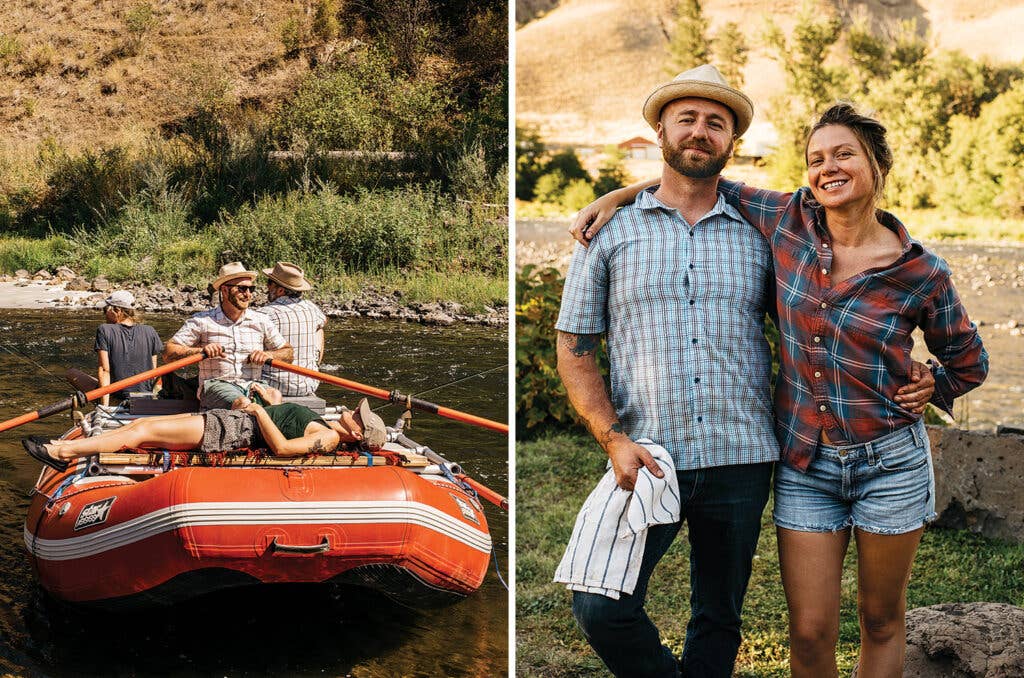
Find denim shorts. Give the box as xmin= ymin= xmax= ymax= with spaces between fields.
xmin=773 ymin=419 xmax=936 ymax=535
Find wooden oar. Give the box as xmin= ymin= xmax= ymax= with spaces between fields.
xmin=266 ymin=360 xmax=509 ymax=434
xmin=0 ymin=354 xmax=204 ymax=434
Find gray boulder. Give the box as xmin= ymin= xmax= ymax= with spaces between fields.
xmin=903 ymin=602 xmax=1024 ymax=677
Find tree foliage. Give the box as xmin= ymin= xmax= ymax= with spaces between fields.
xmin=665 ymin=0 xmax=710 ymax=74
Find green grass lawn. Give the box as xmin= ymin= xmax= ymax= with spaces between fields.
xmin=516 ymin=433 xmax=1024 ymax=677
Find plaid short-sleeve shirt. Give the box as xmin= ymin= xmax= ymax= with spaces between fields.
xmin=257 ymin=296 xmax=327 ymax=396
xmin=717 ymin=180 xmax=989 ymax=471
xmin=170 ymin=306 xmax=287 ymax=394
xmin=556 ymin=189 xmax=779 ymax=471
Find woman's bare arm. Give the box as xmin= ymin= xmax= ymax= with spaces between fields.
xmin=569 ymin=178 xmax=659 ymax=246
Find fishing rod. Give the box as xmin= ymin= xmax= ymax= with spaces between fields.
xmin=266 ymin=360 xmax=508 ymax=434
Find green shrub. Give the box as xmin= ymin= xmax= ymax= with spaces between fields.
xmin=312 ymin=0 xmax=339 ymax=41
xmin=215 ymin=184 xmax=506 ymax=279
xmin=280 ymin=16 xmax=304 ymax=56
xmin=516 ymin=265 xmax=605 ymax=437
xmin=0 ymin=236 xmax=72 ymax=274
xmin=560 ymin=178 xmax=596 ymax=212
xmin=36 ymin=145 xmax=141 ymax=231
xmin=533 ymin=170 xmax=567 ymax=205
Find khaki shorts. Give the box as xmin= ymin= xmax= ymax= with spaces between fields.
xmin=200 ymin=409 xmax=256 ymax=453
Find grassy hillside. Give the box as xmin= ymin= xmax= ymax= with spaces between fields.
xmin=0 ymin=1 xmax=312 ymax=151
xmin=516 ymin=0 xmax=1024 ymax=144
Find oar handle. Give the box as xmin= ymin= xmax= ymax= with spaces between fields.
xmin=0 ymin=353 xmax=204 ymax=434
xmin=266 ymin=360 xmax=508 ymax=434
xmin=456 ymin=473 xmax=509 ymax=511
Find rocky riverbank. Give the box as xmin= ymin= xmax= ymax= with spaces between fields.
xmin=0 ymin=268 xmax=507 ymax=327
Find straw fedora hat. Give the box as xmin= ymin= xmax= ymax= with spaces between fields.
xmin=642 ymin=64 xmax=754 ymax=136
xmin=263 ymin=261 xmax=312 ymax=292
xmin=211 ymin=261 xmax=258 ymax=291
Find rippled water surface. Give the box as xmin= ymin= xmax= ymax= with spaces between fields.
xmin=0 ymin=310 xmax=508 ymax=677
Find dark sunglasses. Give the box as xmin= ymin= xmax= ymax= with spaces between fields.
xmin=227 ymin=284 xmax=256 ymax=293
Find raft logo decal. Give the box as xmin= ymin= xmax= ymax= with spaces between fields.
xmin=74 ymin=497 xmax=116 ymax=531
xmin=450 ymin=494 xmax=480 ymax=525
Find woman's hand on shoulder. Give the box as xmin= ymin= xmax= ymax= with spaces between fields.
xmin=569 ymin=193 xmax=621 ymax=248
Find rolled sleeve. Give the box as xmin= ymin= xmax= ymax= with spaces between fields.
xmin=170 ymin=317 xmax=203 ymax=347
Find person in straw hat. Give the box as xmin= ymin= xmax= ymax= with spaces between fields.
xmin=163 ymin=261 xmax=294 ymax=410
xmin=552 ymin=63 xmax=778 ymax=678
xmin=567 ymin=63 xmax=989 ymax=673
xmin=256 ymin=262 xmax=327 ymax=397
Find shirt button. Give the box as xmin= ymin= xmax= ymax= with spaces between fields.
xmin=689 ymin=263 xmax=695 ymax=269
xmin=697 ymin=416 xmax=703 ymax=422
xmin=814 ymin=371 xmax=822 ymax=378
xmin=813 ymin=336 xmax=821 ymax=343
xmin=694 ymin=377 xmax=700 ymax=383
xmin=838 ymin=448 xmax=847 ymax=457
xmin=689 ymin=299 xmax=695 ymax=305
xmin=819 ymin=405 xmax=827 ymax=412
xmin=822 ymin=268 xmax=829 ymax=275
xmin=822 ymin=243 xmax=830 ymax=249
xmin=692 ymin=338 xmax=698 ymax=344
xmin=689 ymin=230 xmax=694 ymax=237
xmin=820 ymin=302 xmax=827 ymax=309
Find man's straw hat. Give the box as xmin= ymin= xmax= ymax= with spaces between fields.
xmin=262 ymin=261 xmax=313 ymax=292
xmin=643 ymin=64 xmax=754 ymax=136
xmin=211 ymin=261 xmax=258 ymax=291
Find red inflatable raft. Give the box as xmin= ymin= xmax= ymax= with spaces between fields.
xmin=23 ymin=406 xmax=492 ymax=609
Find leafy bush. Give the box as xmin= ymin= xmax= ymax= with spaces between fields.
xmin=35 ymin=145 xmax=141 ymax=232
xmin=215 ymin=184 xmax=506 ymax=279
xmin=274 ymin=47 xmax=451 ymax=157
xmin=312 ymin=0 xmax=339 ymax=41
xmin=560 ymin=178 xmax=596 ymax=212
xmin=0 ymin=236 xmax=72 ymax=274
xmin=938 ymin=80 xmax=1024 ymax=217
xmin=516 ymin=265 xmax=606 ymax=437
xmin=280 ymin=16 xmax=304 ymax=56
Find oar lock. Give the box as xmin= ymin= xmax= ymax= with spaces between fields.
xmin=389 ymin=390 xmax=415 ymax=429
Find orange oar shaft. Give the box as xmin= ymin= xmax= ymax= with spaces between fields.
xmin=267 ymin=360 xmax=508 ymax=434
xmin=457 ymin=473 xmax=509 ymax=511
xmin=0 ymin=354 xmax=204 ymax=434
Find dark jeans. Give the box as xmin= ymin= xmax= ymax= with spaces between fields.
xmin=572 ymin=462 xmax=773 ymax=678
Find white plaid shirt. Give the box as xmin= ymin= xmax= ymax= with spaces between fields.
xmin=257 ymin=296 xmax=327 ymax=396
xmin=556 ymin=189 xmax=780 ymax=470
xmin=169 ymin=306 xmax=286 ymax=394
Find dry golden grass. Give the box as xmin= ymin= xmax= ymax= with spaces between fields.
xmin=516 ymin=0 xmax=1024 ymax=145
xmin=0 ymin=0 xmax=314 ymax=150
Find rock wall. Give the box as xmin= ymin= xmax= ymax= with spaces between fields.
xmin=928 ymin=427 xmax=1024 ymax=542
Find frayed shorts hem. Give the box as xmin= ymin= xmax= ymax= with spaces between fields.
xmin=774 ymin=512 xmax=937 ymax=535
xmin=773 ymin=515 xmax=851 ymax=533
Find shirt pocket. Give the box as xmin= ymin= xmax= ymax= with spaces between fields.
xmin=834 ymin=290 xmax=913 ymax=379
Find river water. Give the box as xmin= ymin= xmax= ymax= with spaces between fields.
xmin=0 ymin=310 xmax=508 ymax=677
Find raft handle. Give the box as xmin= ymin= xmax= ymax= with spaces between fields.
xmin=269 ymin=536 xmax=331 ymax=554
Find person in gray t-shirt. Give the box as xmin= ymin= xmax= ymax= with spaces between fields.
xmin=94 ymin=290 xmax=163 ymax=405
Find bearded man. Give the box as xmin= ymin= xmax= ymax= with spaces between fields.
xmin=553 ymin=65 xmax=777 ymax=677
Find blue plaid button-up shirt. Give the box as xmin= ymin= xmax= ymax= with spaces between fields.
xmin=556 ymin=189 xmax=780 ymax=470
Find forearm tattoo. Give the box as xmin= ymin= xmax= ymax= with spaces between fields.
xmin=560 ymin=333 xmax=600 ymax=358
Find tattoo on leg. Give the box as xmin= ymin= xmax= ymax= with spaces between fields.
xmin=560 ymin=333 xmax=599 ymax=358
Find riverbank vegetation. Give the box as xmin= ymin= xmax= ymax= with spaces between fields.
xmin=0 ymin=1 xmax=507 ymax=310
xmin=516 ymin=433 xmax=1024 ymax=677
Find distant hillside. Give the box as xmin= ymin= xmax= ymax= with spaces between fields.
xmin=0 ymin=1 xmax=507 ymax=153
xmin=516 ymin=0 xmax=1024 ymax=145
xmin=0 ymin=1 xmax=316 ymax=150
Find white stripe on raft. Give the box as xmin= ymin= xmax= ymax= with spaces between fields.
xmin=24 ymin=500 xmax=492 ymax=561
